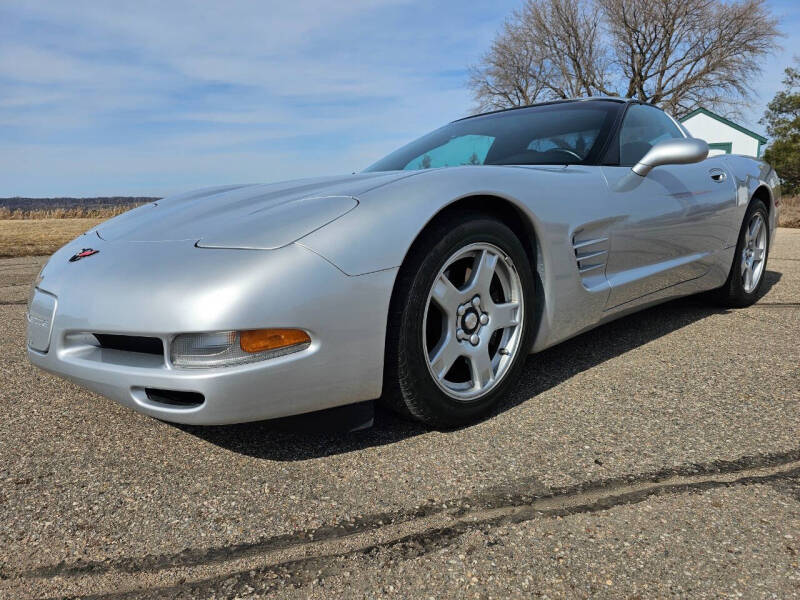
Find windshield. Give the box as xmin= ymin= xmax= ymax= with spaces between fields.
xmin=365 ymin=101 xmax=621 ymax=172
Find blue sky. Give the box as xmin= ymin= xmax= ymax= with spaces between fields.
xmin=0 ymin=0 xmax=797 ymax=197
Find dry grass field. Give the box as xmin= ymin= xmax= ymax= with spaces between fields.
xmin=0 ymin=218 xmax=105 ymax=258
xmin=780 ymin=195 xmax=800 ymax=228
xmin=0 ymin=206 xmax=140 ymax=220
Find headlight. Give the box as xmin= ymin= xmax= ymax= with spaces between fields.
xmin=170 ymin=329 xmax=311 ymax=368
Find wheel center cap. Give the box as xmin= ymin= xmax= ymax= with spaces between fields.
xmin=462 ymin=310 xmax=479 ymax=333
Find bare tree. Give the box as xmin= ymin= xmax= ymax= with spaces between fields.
xmin=469 ymin=0 xmax=780 ymax=116
xmin=468 ymin=18 xmax=549 ymax=110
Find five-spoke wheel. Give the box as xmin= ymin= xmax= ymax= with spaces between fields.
xmin=712 ymin=198 xmax=770 ymax=307
xmin=423 ymin=243 xmax=524 ymax=401
xmin=382 ymin=213 xmax=534 ymax=428
xmin=741 ymin=212 xmax=767 ymax=294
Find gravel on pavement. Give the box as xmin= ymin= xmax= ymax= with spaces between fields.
xmin=1 ymin=230 xmax=798 ymax=599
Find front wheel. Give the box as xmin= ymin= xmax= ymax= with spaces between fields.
xmin=712 ymin=199 xmax=770 ymax=307
xmin=382 ymin=214 xmax=535 ymax=428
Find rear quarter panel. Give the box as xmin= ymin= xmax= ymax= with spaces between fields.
xmin=723 ymin=155 xmax=781 ymax=244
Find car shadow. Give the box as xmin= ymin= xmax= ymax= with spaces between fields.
xmin=178 ymin=270 xmax=781 ymax=461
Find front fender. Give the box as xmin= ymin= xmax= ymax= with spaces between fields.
xmin=298 ymin=166 xmax=583 ymax=276
xmin=298 ymin=165 xmax=615 ymax=354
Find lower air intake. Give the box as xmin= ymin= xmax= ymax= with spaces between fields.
xmin=94 ymin=334 xmax=164 ymax=356
xmin=144 ymin=388 xmax=205 ymax=407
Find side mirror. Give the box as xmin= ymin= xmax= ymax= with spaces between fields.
xmin=632 ymin=138 xmax=709 ymax=177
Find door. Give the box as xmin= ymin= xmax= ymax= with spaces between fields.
xmin=601 ymin=104 xmax=736 ymax=308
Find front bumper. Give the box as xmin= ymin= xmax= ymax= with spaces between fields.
xmin=27 ymin=237 xmax=397 ymax=425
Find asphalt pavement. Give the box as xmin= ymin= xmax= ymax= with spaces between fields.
xmin=1 ymin=230 xmax=798 ymax=599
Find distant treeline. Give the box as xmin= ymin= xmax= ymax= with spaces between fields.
xmin=0 ymin=197 xmax=160 ymax=212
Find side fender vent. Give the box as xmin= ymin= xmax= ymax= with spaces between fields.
xmin=572 ymin=230 xmax=609 ymax=289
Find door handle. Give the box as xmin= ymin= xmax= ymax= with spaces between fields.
xmin=709 ymin=169 xmax=727 ymax=183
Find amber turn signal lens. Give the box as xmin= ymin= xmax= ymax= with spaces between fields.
xmin=239 ymin=329 xmax=311 ymax=353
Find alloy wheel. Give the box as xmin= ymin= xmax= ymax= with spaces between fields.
xmin=741 ymin=213 xmax=767 ymax=293
xmin=422 ymin=242 xmax=525 ymax=401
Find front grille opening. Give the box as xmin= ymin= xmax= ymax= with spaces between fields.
xmin=145 ymin=388 xmax=204 ymax=407
xmin=94 ymin=334 xmax=163 ymax=356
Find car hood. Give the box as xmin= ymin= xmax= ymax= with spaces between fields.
xmin=96 ymin=171 xmax=416 ymax=248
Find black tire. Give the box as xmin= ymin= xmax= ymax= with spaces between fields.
xmin=381 ymin=212 xmax=535 ymax=428
xmin=711 ymin=199 xmax=770 ymax=307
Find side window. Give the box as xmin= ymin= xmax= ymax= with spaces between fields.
xmin=404 ymin=135 xmax=494 ymax=170
xmin=619 ymin=104 xmax=683 ymax=166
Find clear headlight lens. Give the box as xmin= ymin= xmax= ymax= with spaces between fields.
xmin=170 ymin=329 xmax=311 ymax=368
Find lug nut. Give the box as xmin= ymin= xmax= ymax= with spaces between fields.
xmin=479 ymin=313 xmax=489 ymax=325
xmin=472 ymin=296 xmax=481 ymax=308
xmin=457 ymin=328 xmax=465 ymax=341
xmin=469 ymin=334 xmax=479 ymax=346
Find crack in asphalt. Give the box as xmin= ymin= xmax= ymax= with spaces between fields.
xmin=13 ymin=448 xmax=800 ymax=587
xmin=70 ymin=461 xmax=800 ymax=600
xmin=747 ymin=302 xmax=800 ymax=307
xmin=0 ymin=300 xmax=26 ymax=305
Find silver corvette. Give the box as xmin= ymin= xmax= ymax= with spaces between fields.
xmin=27 ymin=98 xmax=780 ymax=428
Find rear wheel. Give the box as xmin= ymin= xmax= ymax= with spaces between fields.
xmin=712 ymin=199 xmax=769 ymax=307
xmin=382 ymin=214 xmax=535 ymax=428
